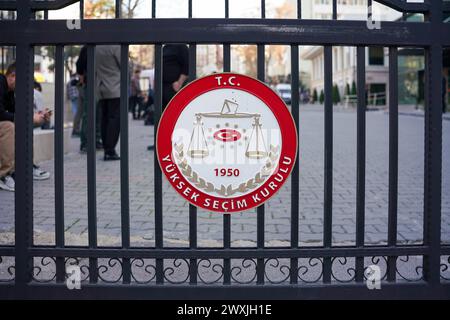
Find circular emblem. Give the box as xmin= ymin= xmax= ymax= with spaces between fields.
xmin=157 ymin=73 xmax=298 ymax=213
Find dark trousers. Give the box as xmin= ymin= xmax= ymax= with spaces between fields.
xmin=163 ymin=82 xmax=177 ymax=109
xmin=99 ymin=98 xmax=120 ymax=155
xmin=80 ymin=85 xmax=102 ymax=148
xmin=129 ymin=95 xmax=142 ymax=118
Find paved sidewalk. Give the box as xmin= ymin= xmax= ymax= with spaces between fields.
xmin=0 ymin=109 xmax=449 ymax=248
xmin=386 ymin=104 xmax=450 ymax=121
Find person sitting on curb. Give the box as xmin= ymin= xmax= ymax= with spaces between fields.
xmin=0 ymin=62 xmax=51 ymax=192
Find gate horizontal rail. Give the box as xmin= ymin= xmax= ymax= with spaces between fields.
xmin=0 ymin=19 xmax=450 ymax=46
xmin=1 ymin=282 xmax=450 ymax=300
xmin=0 ymin=245 xmax=435 ymax=259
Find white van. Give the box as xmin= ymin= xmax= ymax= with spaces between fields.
xmin=275 ymin=83 xmax=291 ymax=105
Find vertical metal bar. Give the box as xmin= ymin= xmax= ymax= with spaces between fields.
xmin=332 ymin=0 xmax=337 ymax=20
xmin=297 ymin=0 xmax=301 ymax=19
xmin=323 ymin=45 xmax=333 ymax=283
xmin=256 ymin=43 xmax=265 ymax=284
xmin=189 ymin=200 xmax=197 ymax=285
xmin=115 ymin=0 xmax=121 ymax=18
xmin=80 ymin=0 xmax=84 ymax=19
xmin=223 ymin=45 xmax=230 ymax=72
xmin=261 ymin=0 xmax=265 ymax=18
xmin=257 ymin=45 xmax=265 ymax=82
xmin=44 ymin=10 xmax=48 ymax=20
xmin=225 ymin=0 xmax=229 ymax=19
xmin=188 ymin=0 xmax=193 ymax=18
xmin=423 ymin=44 xmax=443 ymax=286
xmin=54 ymin=45 xmax=65 ymax=283
xmin=223 ymin=3 xmax=231 ymax=283
xmin=290 ymin=44 xmax=299 ymax=284
xmin=86 ymin=44 xmax=98 ymax=283
xmin=423 ymin=0 xmax=443 ymax=287
xmin=223 ymin=214 xmax=231 ymax=284
xmin=387 ymin=46 xmax=398 ymax=282
xmin=152 ymin=0 xmax=156 ymax=18
xmin=154 ymin=44 xmax=164 ymax=284
xmin=355 ymin=46 xmax=366 ymax=282
xmin=223 ymin=0 xmax=230 ymax=73
xmin=15 ymin=0 xmax=33 ymax=295
xmin=367 ymin=0 xmax=372 ymax=24
xmin=120 ymin=44 xmax=131 ymax=284
xmin=188 ymin=43 xmax=197 ymax=285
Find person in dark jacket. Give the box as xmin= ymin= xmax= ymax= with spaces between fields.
xmin=76 ymin=45 xmax=103 ymax=153
xmin=0 ymin=63 xmax=50 ymax=192
xmin=95 ymin=45 xmax=122 ymax=161
xmin=147 ymin=44 xmax=189 ymax=150
xmin=162 ymin=44 xmax=189 ymax=107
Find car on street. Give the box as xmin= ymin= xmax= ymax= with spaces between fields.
xmin=275 ymin=83 xmax=291 ymax=105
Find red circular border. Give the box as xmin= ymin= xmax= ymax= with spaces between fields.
xmin=156 ymin=73 xmax=298 ymax=213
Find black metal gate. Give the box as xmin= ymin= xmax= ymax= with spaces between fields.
xmin=0 ymin=0 xmax=449 ymax=299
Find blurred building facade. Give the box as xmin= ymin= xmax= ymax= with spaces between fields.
xmin=301 ymin=0 xmax=401 ymax=105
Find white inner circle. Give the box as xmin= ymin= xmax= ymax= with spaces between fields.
xmin=171 ymin=88 xmax=282 ymax=198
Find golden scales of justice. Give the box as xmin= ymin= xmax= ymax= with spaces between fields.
xmin=187 ymin=99 xmax=268 ymax=159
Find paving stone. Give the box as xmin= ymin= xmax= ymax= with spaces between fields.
xmin=0 ymin=110 xmax=449 ymax=247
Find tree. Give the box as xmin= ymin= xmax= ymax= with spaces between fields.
xmin=332 ymin=84 xmax=341 ymax=105
xmin=345 ymin=83 xmax=350 ymax=96
xmin=85 ymin=0 xmax=145 ymax=19
xmin=36 ymin=46 xmax=81 ymax=76
xmin=265 ymin=45 xmax=287 ymax=82
xmin=351 ymin=80 xmax=357 ymax=96
xmin=85 ymin=0 xmax=115 ymax=19
xmin=263 ymin=1 xmax=295 ymax=80
xmin=319 ymin=89 xmax=324 ymax=104
xmin=234 ymin=45 xmax=257 ymax=78
xmin=312 ymin=88 xmax=318 ymax=103
xmin=121 ymin=0 xmax=145 ymax=18
xmin=129 ymin=45 xmax=154 ymax=69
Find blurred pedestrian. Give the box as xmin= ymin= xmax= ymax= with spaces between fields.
xmin=76 ymin=45 xmax=103 ymax=153
xmin=0 ymin=62 xmax=51 ymax=192
xmin=129 ymin=69 xmax=143 ymax=120
xmin=67 ymin=73 xmax=80 ymax=135
xmin=95 ymin=45 xmax=122 ymax=161
xmin=33 ymin=80 xmax=52 ymax=130
xmin=148 ymin=44 xmax=189 ymax=151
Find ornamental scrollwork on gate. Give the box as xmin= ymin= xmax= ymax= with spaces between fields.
xmin=331 ymin=257 xmax=356 ymax=283
xmin=163 ymin=258 xmax=190 ymax=284
xmin=231 ymin=259 xmax=257 ymax=284
xmin=197 ymin=259 xmax=224 ymax=284
xmin=97 ymin=258 xmax=123 ymax=283
xmin=395 ymin=256 xmax=423 ymax=282
xmin=363 ymin=256 xmax=388 ymax=281
xmin=0 ymin=256 xmax=15 ymax=282
xmin=131 ymin=258 xmax=156 ymax=284
xmin=32 ymin=257 xmax=56 ymax=283
xmin=440 ymin=256 xmax=450 ymax=281
xmin=298 ymin=258 xmax=323 ymax=283
xmin=264 ymin=258 xmax=290 ymax=284
xmin=65 ymin=257 xmax=90 ymax=282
